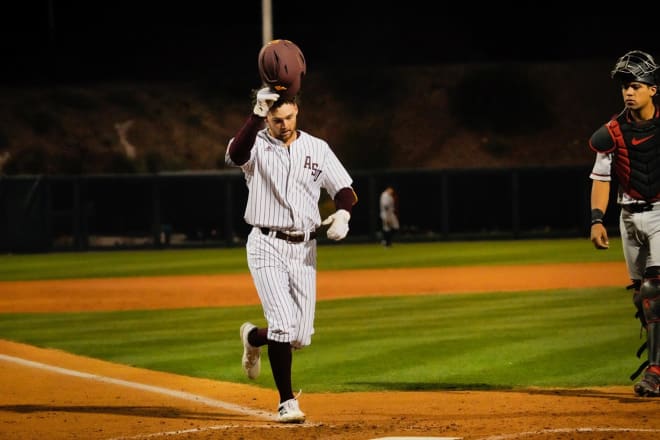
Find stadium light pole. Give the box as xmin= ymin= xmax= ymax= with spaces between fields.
xmin=262 ymin=0 xmax=272 ymax=45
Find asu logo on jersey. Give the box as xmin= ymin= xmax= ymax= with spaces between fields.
xmin=304 ymin=155 xmax=322 ymax=181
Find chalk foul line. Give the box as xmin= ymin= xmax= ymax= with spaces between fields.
xmin=0 ymin=353 xmax=275 ymax=421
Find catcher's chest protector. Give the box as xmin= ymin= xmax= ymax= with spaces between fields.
xmin=608 ymin=113 xmax=660 ymax=201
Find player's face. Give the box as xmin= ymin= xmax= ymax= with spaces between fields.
xmin=266 ymin=103 xmax=298 ymax=145
xmin=620 ymin=81 xmax=657 ymax=110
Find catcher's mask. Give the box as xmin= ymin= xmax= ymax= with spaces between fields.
xmin=611 ymin=49 xmax=658 ymax=86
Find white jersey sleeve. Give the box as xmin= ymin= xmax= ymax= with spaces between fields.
xmin=589 ymin=152 xmax=611 ymax=182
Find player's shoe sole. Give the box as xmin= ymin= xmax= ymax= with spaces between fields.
xmin=240 ymin=322 xmax=260 ymax=380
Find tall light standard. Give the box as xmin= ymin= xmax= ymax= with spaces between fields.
xmin=262 ymin=0 xmax=272 ymax=45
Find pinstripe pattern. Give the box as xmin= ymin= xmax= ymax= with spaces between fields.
xmin=246 ymin=228 xmax=316 ymax=346
xmin=227 ymin=127 xmax=352 ymax=348
xmin=229 ymin=129 xmax=352 ymax=232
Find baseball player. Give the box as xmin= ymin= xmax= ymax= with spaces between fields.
xmin=225 ymin=87 xmax=358 ymax=422
xmin=379 ymin=186 xmax=399 ymax=247
xmin=589 ymin=49 xmax=660 ymax=397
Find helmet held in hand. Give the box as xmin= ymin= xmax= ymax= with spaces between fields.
xmin=258 ymin=39 xmax=306 ymax=99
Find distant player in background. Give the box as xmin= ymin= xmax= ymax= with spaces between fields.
xmin=225 ymin=81 xmax=358 ymax=422
xmin=380 ymin=186 xmax=399 ymax=247
xmin=588 ymin=49 xmax=660 ymax=397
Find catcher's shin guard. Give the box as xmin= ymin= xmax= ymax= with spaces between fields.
xmin=632 ymin=274 xmax=660 ymax=381
xmin=640 ymin=277 xmax=660 ymax=366
xmin=629 ymin=280 xmax=646 ymax=328
xmin=633 ymin=276 xmax=660 ymax=397
xmin=628 ymin=280 xmax=648 ymax=378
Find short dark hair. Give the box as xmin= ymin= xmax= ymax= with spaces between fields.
xmin=270 ymin=94 xmax=299 ymax=111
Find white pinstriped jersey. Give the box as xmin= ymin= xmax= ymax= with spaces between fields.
xmin=226 ymin=128 xmax=353 ymax=233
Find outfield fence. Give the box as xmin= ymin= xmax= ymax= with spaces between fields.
xmin=0 ymin=165 xmax=617 ymax=253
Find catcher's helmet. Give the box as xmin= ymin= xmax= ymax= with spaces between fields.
xmin=611 ymin=49 xmax=658 ymax=86
xmin=258 ymin=39 xmax=306 ymax=99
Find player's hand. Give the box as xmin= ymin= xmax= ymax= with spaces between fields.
xmin=253 ymin=87 xmax=280 ymax=117
xmin=322 ymin=209 xmax=350 ymax=241
xmin=590 ymin=223 xmax=609 ymax=249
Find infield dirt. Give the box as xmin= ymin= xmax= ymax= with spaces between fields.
xmin=2 ymin=261 xmax=659 ymax=440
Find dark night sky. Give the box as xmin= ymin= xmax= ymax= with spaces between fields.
xmin=2 ymin=3 xmax=659 ymax=83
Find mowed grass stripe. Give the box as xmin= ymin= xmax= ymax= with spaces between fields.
xmin=0 ymin=237 xmax=622 ymax=281
xmin=0 ymin=286 xmax=642 ymax=392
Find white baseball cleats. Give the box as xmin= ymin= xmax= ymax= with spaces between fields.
xmin=277 ymin=396 xmax=306 ymax=423
xmin=240 ymin=322 xmax=261 ymax=380
xmin=240 ymin=323 xmax=305 ymax=423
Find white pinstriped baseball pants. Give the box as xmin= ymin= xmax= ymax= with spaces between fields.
xmin=246 ymin=227 xmax=317 ymax=348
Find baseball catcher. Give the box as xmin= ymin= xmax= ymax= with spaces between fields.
xmin=588 ymin=49 xmax=660 ymax=397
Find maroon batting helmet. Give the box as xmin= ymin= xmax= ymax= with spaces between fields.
xmin=258 ymin=39 xmax=306 ymax=99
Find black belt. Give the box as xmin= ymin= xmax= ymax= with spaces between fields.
xmin=259 ymin=227 xmax=317 ymax=243
xmin=621 ymin=203 xmax=657 ymax=213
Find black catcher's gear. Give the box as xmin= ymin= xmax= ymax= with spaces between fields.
xmin=640 ymin=277 xmax=660 ymax=363
xmin=588 ymin=108 xmax=660 ymax=202
xmin=611 ymin=49 xmax=658 ymax=86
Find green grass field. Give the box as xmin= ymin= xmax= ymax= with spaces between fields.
xmin=0 ymin=237 xmax=623 ymax=280
xmin=0 ymin=237 xmax=645 ymax=392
